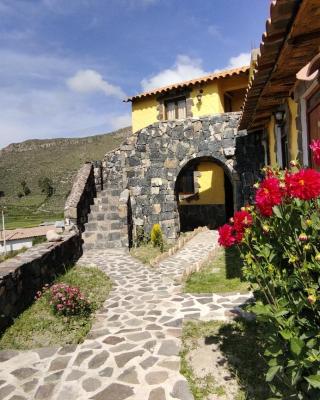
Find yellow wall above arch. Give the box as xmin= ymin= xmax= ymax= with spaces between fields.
xmin=180 ymin=161 xmax=225 ymax=206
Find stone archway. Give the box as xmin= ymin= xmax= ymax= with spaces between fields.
xmin=174 ymin=156 xmax=234 ymax=232
xmin=102 ymin=112 xmax=265 ymax=242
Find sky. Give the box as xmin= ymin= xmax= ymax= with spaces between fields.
xmin=0 ymin=0 xmax=270 ymax=149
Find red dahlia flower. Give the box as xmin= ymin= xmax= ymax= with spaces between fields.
xmin=233 ymin=210 xmax=253 ymax=233
xmin=310 ymin=139 xmax=320 ymax=166
xmin=218 ymin=224 xmax=236 ymax=248
xmin=285 ymin=169 xmax=320 ymax=200
xmin=255 ymin=176 xmax=284 ymax=216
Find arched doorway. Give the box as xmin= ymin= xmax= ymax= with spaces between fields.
xmin=174 ymin=157 xmax=234 ymax=232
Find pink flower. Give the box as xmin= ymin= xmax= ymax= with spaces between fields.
xmin=218 ymin=224 xmax=236 ymax=248
xmin=285 ymin=169 xmax=320 ymax=200
xmin=310 ymin=139 xmax=320 ymax=166
xmin=255 ymin=177 xmax=284 ymax=216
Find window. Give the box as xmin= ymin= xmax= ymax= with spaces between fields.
xmin=176 ymin=169 xmax=194 ymax=194
xmin=224 ymin=93 xmax=232 ymax=112
xmin=165 ymin=97 xmax=186 ymax=120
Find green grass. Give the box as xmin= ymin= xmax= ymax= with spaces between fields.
xmin=130 ymin=242 xmax=172 ymax=264
xmin=180 ymin=319 xmax=273 ymax=400
xmin=184 ymin=247 xmax=250 ymax=294
xmin=0 ymin=127 xmax=129 ymax=228
xmin=0 ymin=266 xmax=112 ymax=350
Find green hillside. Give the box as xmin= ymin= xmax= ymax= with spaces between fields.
xmin=0 ymin=127 xmax=130 ymax=229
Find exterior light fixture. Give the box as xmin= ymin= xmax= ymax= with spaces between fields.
xmin=274 ymin=110 xmax=285 ymax=125
xmin=197 ymin=89 xmax=203 ymax=103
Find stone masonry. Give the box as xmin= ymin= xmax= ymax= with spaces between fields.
xmin=100 ymin=112 xmax=264 ymax=244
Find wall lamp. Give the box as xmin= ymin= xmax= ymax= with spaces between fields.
xmin=274 ymin=110 xmax=286 ymax=125
xmin=197 ymin=89 xmax=203 ymax=103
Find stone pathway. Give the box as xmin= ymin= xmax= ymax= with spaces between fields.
xmin=0 ymin=230 xmax=252 ymax=400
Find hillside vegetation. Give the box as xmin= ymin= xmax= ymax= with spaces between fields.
xmin=0 ymin=127 xmax=130 ymax=229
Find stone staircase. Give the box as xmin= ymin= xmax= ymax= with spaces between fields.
xmin=82 ymin=184 xmax=130 ymax=251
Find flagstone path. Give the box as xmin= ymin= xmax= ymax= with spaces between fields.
xmin=0 ymin=230 xmax=252 ymax=400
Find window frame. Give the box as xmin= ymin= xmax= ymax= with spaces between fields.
xmin=164 ymin=96 xmax=187 ymax=121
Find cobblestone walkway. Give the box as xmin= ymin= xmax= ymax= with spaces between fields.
xmin=0 ymin=230 xmax=252 ymax=400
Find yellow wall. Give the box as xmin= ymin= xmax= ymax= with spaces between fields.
xmin=287 ymin=97 xmax=298 ymax=160
xmin=132 ymin=97 xmax=158 ymax=133
xmin=191 ymin=81 xmax=224 ymax=116
xmin=180 ymin=161 xmax=225 ymax=205
xmin=267 ymin=116 xmax=277 ymax=167
xmin=131 ymin=74 xmax=249 ymax=132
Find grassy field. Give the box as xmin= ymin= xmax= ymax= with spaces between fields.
xmin=180 ymin=319 xmax=273 ymax=400
xmin=184 ymin=247 xmax=250 ymax=294
xmin=0 ymin=127 xmax=129 ymax=229
xmin=0 ymin=265 xmax=112 ymax=350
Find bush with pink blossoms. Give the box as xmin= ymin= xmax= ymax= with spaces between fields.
xmin=36 ymin=282 xmax=90 ymax=316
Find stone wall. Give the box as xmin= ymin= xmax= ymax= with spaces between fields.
xmin=102 ymin=113 xmax=265 ymax=241
xmin=0 ymin=233 xmax=82 ymax=332
xmin=64 ymin=162 xmax=96 ymax=232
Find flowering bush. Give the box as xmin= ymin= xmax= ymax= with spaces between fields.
xmin=36 ymin=283 xmax=90 ymax=316
xmin=218 ymin=140 xmax=320 ymax=398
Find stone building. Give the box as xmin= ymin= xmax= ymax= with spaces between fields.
xmin=68 ymin=0 xmax=320 ymax=250
xmin=74 ymin=67 xmax=265 ymax=250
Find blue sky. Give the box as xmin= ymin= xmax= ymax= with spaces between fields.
xmin=0 ymin=0 xmax=270 ymax=148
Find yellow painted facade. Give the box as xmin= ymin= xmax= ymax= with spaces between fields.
xmin=191 ymin=81 xmax=223 ymax=116
xmin=132 ymin=97 xmax=159 ymax=133
xmin=287 ymin=97 xmax=298 ymax=160
xmin=131 ymin=74 xmax=248 ymax=133
xmin=267 ymin=116 xmax=277 ymax=167
xmin=180 ymin=161 xmax=225 ymax=205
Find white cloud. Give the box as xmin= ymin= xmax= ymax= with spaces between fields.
xmin=0 ymin=50 xmax=130 ymax=149
xmin=67 ymin=69 xmax=126 ymax=99
xmin=141 ymin=55 xmax=207 ymax=92
xmin=109 ymin=113 xmax=131 ymax=130
xmin=215 ymin=52 xmax=251 ymax=72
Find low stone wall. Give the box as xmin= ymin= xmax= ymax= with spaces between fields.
xmin=0 ymin=233 xmax=82 ymax=332
xmin=64 ymin=162 xmax=96 ymax=232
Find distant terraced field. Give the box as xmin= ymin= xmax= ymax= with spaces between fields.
xmin=0 ymin=127 xmax=130 ymax=229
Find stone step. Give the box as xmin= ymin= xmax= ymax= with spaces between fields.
xmin=98 ymin=188 xmax=122 ymax=198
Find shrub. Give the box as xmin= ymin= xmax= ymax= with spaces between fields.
xmin=36 ymin=283 xmax=90 ymax=317
xmin=135 ymin=225 xmax=148 ymax=247
xmin=218 ymin=142 xmax=320 ymax=399
xmin=150 ymin=223 xmax=164 ymax=251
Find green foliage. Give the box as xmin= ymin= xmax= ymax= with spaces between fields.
xmin=38 ymin=176 xmax=54 ymax=198
xmin=20 ymin=180 xmax=31 ymax=196
xmin=239 ymin=169 xmax=320 ymax=398
xmin=0 ymin=265 xmax=112 ymax=349
xmin=135 ymin=225 xmax=148 ymax=247
xmin=150 ymin=223 xmax=164 ymax=251
xmin=32 ymin=236 xmax=47 ymax=246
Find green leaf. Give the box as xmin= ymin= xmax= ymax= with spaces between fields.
xmin=290 ymin=337 xmax=304 ymax=356
xmin=305 ymin=375 xmax=320 ymax=389
xmin=272 ymin=206 xmax=282 ymax=219
xmin=280 ymin=329 xmax=293 ymax=340
xmin=266 ymin=365 xmax=281 ymax=382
